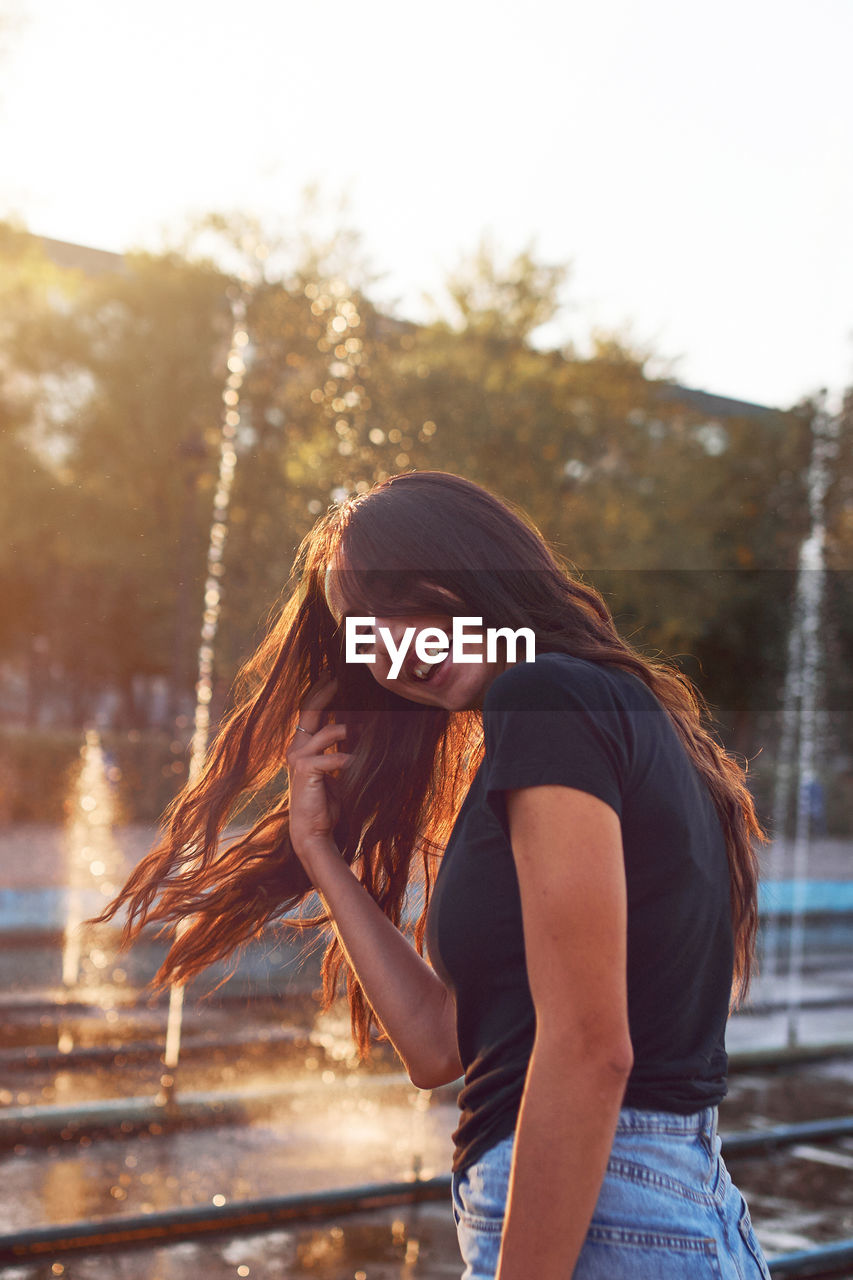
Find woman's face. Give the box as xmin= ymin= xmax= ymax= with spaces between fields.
xmin=324 ymin=564 xmax=509 ymax=711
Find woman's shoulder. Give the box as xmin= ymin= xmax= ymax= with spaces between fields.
xmin=483 ymin=651 xmax=648 ymax=716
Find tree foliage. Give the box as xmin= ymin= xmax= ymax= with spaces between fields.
xmin=1 ymin=216 xmax=848 ymax=774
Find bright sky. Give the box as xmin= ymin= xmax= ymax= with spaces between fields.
xmin=3 ymin=0 xmax=852 ymax=409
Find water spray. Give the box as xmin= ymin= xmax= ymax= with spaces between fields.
xmin=762 ymin=397 xmax=839 ymax=1046
xmin=162 ymin=283 xmax=253 ymax=1097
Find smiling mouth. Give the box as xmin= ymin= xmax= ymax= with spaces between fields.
xmin=410 ymin=654 xmax=449 ymax=683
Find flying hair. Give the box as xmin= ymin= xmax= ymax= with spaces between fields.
xmin=95 ymin=471 xmax=766 ymax=1054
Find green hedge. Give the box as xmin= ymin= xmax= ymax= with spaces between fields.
xmin=0 ymin=727 xmax=190 ymax=824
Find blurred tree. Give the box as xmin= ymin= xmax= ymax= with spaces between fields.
xmin=436 ymin=236 xmax=570 ymax=343
xmin=387 ymin=245 xmax=808 ymax=749
xmin=0 ymin=227 xmax=235 ymax=724
xmin=0 ymin=216 xmax=837 ymax=773
xmin=0 ymin=225 xmax=88 ymax=724
xmin=58 ymin=250 xmax=233 ymax=720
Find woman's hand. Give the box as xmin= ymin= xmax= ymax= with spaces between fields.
xmin=285 ymin=673 xmax=353 ymax=876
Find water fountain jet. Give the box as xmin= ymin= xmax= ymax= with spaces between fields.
xmin=761 ymin=396 xmax=840 ymax=1047
xmin=61 ymin=729 xmax=126 ymax=1006
xmin=162 ymin=282 xmax=253 ymax=1094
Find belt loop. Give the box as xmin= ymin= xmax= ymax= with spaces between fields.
xmin=707 ymin=1105 xmax=719 ymax=1152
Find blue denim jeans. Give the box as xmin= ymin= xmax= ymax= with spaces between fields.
xmin=450 ymin=1106 xmax=771 ymax=1279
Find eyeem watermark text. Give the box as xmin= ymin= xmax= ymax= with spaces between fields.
xmin=345 ymin=616 xmax=536 ymax=678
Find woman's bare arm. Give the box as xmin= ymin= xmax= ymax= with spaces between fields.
xmin=303 ymin=841 xmax=462 ymax=1088
xmin=495 ymin=785 xmax=633 ymax=1280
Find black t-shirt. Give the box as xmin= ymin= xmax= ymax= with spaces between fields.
xmin=425 ymin=652 xmax=734 ymax=1175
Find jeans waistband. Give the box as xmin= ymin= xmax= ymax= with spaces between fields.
xmin=614 ymin=1105 xmax=718 ymax=1144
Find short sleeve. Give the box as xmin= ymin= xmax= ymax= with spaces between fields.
xmin=482 ymin=656 xmax=629 ymax=834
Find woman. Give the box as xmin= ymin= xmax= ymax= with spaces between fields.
xmin=103 ymin=471 xmax=771 ymax=1279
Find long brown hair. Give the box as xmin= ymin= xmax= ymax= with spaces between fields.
xmin=99 ymin=471 xmax=765 ymax=1052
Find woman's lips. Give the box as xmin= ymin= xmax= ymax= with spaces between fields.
xmin=410 ymin=652 xmax=451 ymax=690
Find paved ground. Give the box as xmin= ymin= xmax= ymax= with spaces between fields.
xmin=0 ymin=825 xmax=851 ymax=1275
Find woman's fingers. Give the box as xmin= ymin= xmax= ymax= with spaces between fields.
xmin=299 ymin=752 xmax=353 ymax=773
xmin=286 ymin=678 xmax=352 ymax=861
xmin=295 ymin=674 xmax=338 ymax=736
xmin=287 ymin=721 xmax=346 ymax=761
